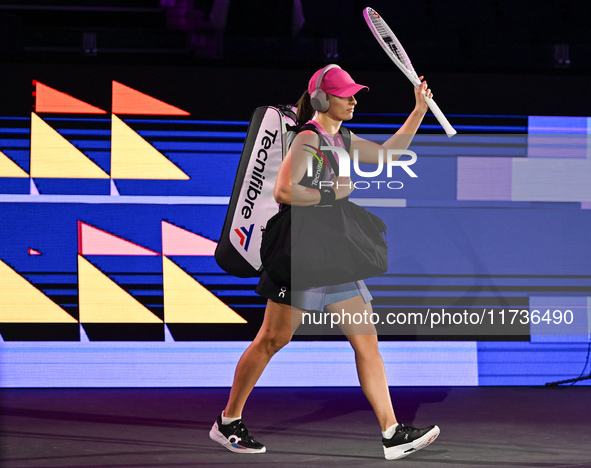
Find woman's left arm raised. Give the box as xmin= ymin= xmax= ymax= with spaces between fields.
xmin=351 ymin=77 xmax=432 ymax=164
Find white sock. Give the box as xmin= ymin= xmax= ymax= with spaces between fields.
xmin=382 ymin=423 xmax=399 ymax=439
xmin=221 ymin=411 xmax=241 ymax=425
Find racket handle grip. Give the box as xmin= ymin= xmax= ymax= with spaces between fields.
xmin=425 ymin=95 xmax=457 ymax=137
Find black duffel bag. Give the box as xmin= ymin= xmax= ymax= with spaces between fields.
xmin=260 ymin=199 xmax=388 ymax=289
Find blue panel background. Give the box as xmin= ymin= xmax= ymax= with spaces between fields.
xmin=1 ymin=113 xmax=590 ymax=387
xmin=373 ymin=207 xmax=591 ymax=276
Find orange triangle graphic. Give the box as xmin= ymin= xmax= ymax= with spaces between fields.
xmin=112 ymin=81 xmax=190 ymax=115
xmin=78 ymin=221 xmax=160 ymax=256
xmin=34 ymin=81 xmax=107 ymax=114
xmin=162 ymin=221 xmax=217 ymax=256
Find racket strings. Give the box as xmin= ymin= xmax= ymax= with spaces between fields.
xmin=369 ymin=17 xmax=414 ymax=72
xmin=385 ymin=41 xmax=411 ymax=71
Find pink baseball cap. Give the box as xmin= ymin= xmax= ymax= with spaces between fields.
xmin=308 ymin=66 xmax=369 ymax=97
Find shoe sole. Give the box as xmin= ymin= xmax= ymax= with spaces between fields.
xmin=383 ymin=425 xmax=440 ymax=460
xmin=209 ymin=422 xmax=267 ymax=454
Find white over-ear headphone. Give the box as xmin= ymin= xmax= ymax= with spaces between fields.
xmin=310 ymin=64 xmax=341 ymax=113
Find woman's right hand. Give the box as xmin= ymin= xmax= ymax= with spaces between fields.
xmin=333 ymin=176 xmax=354 ymax=199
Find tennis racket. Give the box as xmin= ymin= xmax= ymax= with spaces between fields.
xmin=363 ymin=7 xmax=457 ymax=137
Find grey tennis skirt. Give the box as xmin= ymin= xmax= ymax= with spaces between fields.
xmin=255 ymin=271 xmax=373 ymax=311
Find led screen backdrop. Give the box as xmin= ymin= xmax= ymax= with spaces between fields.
xmin=0 ymin=80 xmax=590 ymax=387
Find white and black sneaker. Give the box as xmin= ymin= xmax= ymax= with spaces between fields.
xmin=209 ymin=415 xmax=266 ymax=454
xmin=382 ymin=423 xmax=440 ymax=460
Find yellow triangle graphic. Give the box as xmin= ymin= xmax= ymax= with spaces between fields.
xmin=0 ymin=259 xmax=77 ymax=323
xmin=30 ymin=113 xmax=109 ymax=179
xmin=163 ymin=256 xmax=246 ymax=323
xmin=0 ymin=151 xmax=29 ymax=177
xmin=78 ymin=255 xmax=162 ymax=323
xmin=111 ymin=114 xmax=189 ymax=180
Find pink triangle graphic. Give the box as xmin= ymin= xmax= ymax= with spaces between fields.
xmin=79 ymin=324 xmax=90 ymax=342
xmin=164 ymin=324 xmax=175 ymax=342
xmin=30 ymin=178 xmax=39 ymax=195
xmin=162 ymin=220 xmax=217 ymax=256
xmin=110 ymin=179 xmax=120 ymax=196
xmin=78 ymin=221 xmax=160 ymax=256
xmin=28 ymin=248 xmax=42 ymax=256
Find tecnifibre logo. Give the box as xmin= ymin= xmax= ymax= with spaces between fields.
xmin=234 ymin=223 xmax=254 ymax=251
xmin=240 ymin=128 xmax=278 ymax=220
xmin=305 ymin=145 xmax=418 ymax=190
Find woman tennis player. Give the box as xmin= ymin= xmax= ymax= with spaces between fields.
xmin=210 ymin=65 xmax=440 ymax=461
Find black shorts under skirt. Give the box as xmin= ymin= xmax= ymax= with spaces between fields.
xmin=255 ymin=271 xmax=372 ymax=311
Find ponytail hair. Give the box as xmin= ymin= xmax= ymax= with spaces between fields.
xmin=296 ymin=90 xmax=315 ymax=124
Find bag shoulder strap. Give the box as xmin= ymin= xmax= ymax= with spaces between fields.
xmin=276 ymin=104 xmax=297 ymax=124
xmin=339 ymin=125 xmax=351 ymax=154
xmin=297 ymin=123 xmax=351 ymax=172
